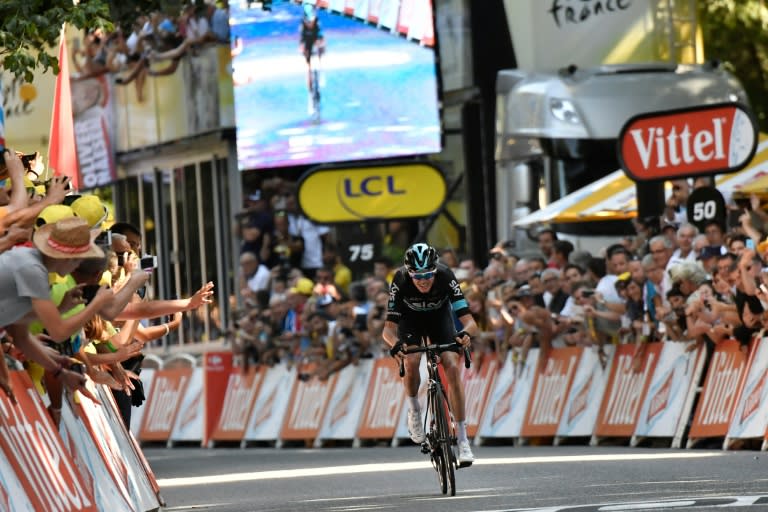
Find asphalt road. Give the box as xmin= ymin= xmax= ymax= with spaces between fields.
xmin=147 ymin=445 xmax=768 ymax=511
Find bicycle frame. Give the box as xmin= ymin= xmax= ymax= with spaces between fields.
xmin=398 ymin=341 xmax=470 ymax=496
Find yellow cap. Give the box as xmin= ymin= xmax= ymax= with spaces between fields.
xmin=35 ymin=204 xmax=75 ymax=230
xmin=289 ymin=277 xmax=314 ymax=296
xmin=71 ymin=195 xmax=108 ymax=229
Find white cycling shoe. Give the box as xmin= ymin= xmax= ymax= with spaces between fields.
xmin=407 ymin=409 xmax=426 ymax=444
xmin=457 ymin=439 xmax=474 ymax=466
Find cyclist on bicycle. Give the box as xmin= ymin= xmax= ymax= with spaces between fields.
xmin=383 ymin=243 xmax=477 ymax=465
xmin=299 ymin=3 xmax=324 ymax=115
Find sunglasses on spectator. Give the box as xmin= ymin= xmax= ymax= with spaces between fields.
xmin=410 ymin=270 xmax=435 ymax=280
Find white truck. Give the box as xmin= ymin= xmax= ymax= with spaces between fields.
xmin=494 ymin=62 xmax=748 ymax=252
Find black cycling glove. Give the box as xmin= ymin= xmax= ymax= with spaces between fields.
xmin=389 ymin=340 xmax=405 ymax=358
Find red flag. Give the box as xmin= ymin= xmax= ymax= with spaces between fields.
xmin=48 ymin=30 xmax=80 ymax=190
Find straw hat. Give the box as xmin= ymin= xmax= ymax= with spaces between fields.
xmin=33 ymin=217 xmax=104 ymax=259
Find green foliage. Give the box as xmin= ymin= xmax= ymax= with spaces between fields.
xmin=0 ymin=0 xmax=112 ymax=81
xmin=0 ymin=0 xmax=188 ymax=82
xmin=698 ymin=0 xmax=768 ymax=131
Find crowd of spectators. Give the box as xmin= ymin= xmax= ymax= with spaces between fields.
xmin=232 ymin=176 xmax=768 ymax=387
xmin=0 ymin=148 xmax=213 ymax=429
xmin=71 ymin=0 xmax=231 ymax=102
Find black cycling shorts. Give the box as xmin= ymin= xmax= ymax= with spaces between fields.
xmin=397 ymin=309 xmax=456 ymax=347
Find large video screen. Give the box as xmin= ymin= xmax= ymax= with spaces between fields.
xmin=230 ymin=0 xmax=442 ymax=170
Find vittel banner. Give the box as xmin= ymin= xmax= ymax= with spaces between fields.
xmin=687 ymin=340 xmax=747 ymax=446
xmin=618 ymin=103 xmax=758 ymax=181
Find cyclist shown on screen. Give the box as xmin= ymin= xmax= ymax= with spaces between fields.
xmin=383 ymin=243 xmax=478 ymax=466
xmin=299 ymin=3 xmax=325 ymax=117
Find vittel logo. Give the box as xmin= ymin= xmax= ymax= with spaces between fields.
xmin=568 ymin=373 xmax=593 ymax=425
xmin=741 ymin=369 xmax=767 ymax=425
xmin=619 ymin=103 xmax=757 ymax=181
xmin=492 ymin=380 xmax=516 ymax=426
xmin=288 ymin=380 xmax=329 ymax=430
xmin=365 ymin=368 xmax=402 ymax=428
xmin=647 ymin=369 xmax=674 ymax=423
xmin=145 ymin=376 xmax=187 ymax=432
xmin=219 ymin=374 xmax=254 ymax=431
xmin=603 ymin=354 xmax=655 ymax=425
xmin=528 ymin=357 xmax=576 ymax=425
xmin=698 ymin=351 xmax=741 ymax=425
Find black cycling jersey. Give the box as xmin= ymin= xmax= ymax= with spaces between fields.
xmin=300 ymin=20 xmax=323 ymax=59
xmin=387 ymin=264 xmax=470 ymax=343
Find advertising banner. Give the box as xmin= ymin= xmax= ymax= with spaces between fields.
xmin=71 ymin=76 xmax=117 ymax=188
xmin=244 ymin=364 xmax=296 ymax=443
xmin=317 ymin=360 xmax=374 ymax=443
xmin=94 ymin=385 xmax=162 ymax=510
xmin=504 ymin=0 xmax=659 ymax=72
xmin=0 ymin=449 xmax=35 ymax=511
xmin=139 ymin=367 xmax=192 ymax=442
xmin=358 ymin=359 xmax=407 ymax=440
xmin=556 ymin=346 xmax=613 ymax=441
xmin=211 ymin=367 xmax=265 ymax=444
xmin=726 ymin=338 xmax=768 ymax=442
xmin=521 ymin=347 xmax=581 ymax=438
xmin=73 ymin=381 xmax=159 ymax=512
xmin=281 ymin=365 xmax=339 ymax=441
xmin=170 ymin=367 xmax=205 ymax=444
xmin=0 ymin=372 xmax=98 ymax=512
xmin=593 ymin=343 xmax=661 ymax=441
xmin=476 ymin=349 xmax=540 ymax=443
xmin=202 ymin=352 xmax=234 ymax=446
xmin=463 ymin=357 xmax=499 ymax=437
xmin=618 ymin=103 xmax=758 ymax=182
xmin=298 ymin=163 xmax=447 ymax=224
xmin=59 ymin=398 xmax=131 ymax=512
xmin=633 ymin=342 xmax=705 ymax=444
xmin=688 ymin=340 xmax=747 ymax=444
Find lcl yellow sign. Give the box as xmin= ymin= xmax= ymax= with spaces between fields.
xmin=298 ymin=163 xmax=447 ymax=223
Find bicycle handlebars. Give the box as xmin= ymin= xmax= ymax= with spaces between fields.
xmin=397 ymin=341 xmax=472 ymax=377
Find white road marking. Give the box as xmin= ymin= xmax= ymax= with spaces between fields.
xmin=599 ymin=500 xmax=696 ymax=510
xmin=157 ymin=452 xmax=722 ymax=488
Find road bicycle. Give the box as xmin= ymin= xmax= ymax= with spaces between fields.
xmin=308 ymin=51 xmax=322 ymax=122
xmin=398 ymin=339 xmax=471 ymax=496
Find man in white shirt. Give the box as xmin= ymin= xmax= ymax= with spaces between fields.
xmin=240 ymin=251 xmax=270 ymax=305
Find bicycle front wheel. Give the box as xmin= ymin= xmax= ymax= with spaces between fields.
xmin=431 ymin=385 xmax=456 ymax=496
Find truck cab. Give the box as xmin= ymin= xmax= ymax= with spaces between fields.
xmin=495 ymin=62 xmax=748 ymax=250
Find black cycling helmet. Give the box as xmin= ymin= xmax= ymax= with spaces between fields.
xmin=404 ymin=243 xmax=438 ymax=273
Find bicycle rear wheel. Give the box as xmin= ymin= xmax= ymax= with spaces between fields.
xmin=432 ymin=385 xmax=456 ymax=496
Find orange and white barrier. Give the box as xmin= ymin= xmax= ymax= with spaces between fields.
xmin=0 ymin=372 xmax=98 ymax=512
xmin=138 ymin=368 xmax=192 ymax=443
xmin=555 ymin=345 xmax=614 ymax=443
xmin=521 ymin=346 xmax=581 ymax=440
xmin=476 ymin=349 xmax=540 ymax=444
xmin=281 ymin=363 xmax=339 ymax=442
xmin=134 ymin=337 xmax=768 ymax=451
xmin=462 ymin=357 xmax=498 ymax=438
xmin=0 ymin=370 xmax=161 ymax=511
xmin=310 ymin=0 xmax=435 ymax=46
xmin=726 ymin=337 xmax=768 ymax=447
xmin=317 ymin=359 xmax=374 ymax=446
xmin=358 ymin=358 xmax=407 ymax=442
xmin=244 ymin=365 xmax=296 ymax=445
xmin=210 ymin=367 xmax=265 ymax=447
xmin=632 ymin=342 xmax=706 ymax=448
xmin=592 ymin=343 xmax=661 ymax=444
xmin=687 ymin=340 xmax=747 ymax=447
